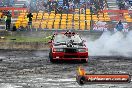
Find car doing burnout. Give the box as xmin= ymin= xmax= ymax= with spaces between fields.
xmin=48 ymin=31 xmax=88 ymax=63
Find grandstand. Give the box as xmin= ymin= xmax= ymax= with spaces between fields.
xmin=14 ymin=0 xmax=27 ymax=8
xmin=15 ymin=10 xmax=132 ymax=30
xmin=0 ymin=0 xmax=132 ymax=31
xmin=107 ymin=0 xmax=119 ymax=10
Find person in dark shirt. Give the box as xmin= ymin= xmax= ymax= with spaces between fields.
xmin=27 ymin=12 xmax=33 ymax=28
xmin=116 ymin=20 xmax=124 ymax=31
xmin=5 ymin=11 xmax=12 ymax=30
xmin=12 ymin=24 xmax=17 ymax=31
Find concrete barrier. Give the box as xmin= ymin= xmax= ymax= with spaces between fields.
xmin=0 ymin=42 xmax=49 ymax=50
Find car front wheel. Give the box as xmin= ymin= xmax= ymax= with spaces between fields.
xmin=49 ymin=49 xmax=55 ymax=63
xmin=76 ymin=76 xmax=86 ymax=85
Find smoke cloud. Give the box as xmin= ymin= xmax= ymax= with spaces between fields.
xmin=85 ymin=31 xmax=132 ymax=57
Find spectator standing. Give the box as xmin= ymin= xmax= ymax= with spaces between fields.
xmin=99 ymin=0 xmax=104 ymax=10
xmin=119 ymin=1 xmax=125 ymax=10
xmin=5 ymin=11 xmax=12 ymax=30
xmin=27 ymin=12 xmax=33 ymax=29
xmin=23 ymin=3 xmax=27 ymax=8
xmin=48 ymin=0 xmax=52 ymax=12
xmin=63 ymin=0 xmax=69 ymax=7
xmin=58 ymin=6 xmax=63 ymax=14
xmin=116 ymin=20 xmax=124 ymax=31
xmin=69 ymin=1 xmax=75 ymax=13
xmin=129 ymin=0 xmax=132 ymax=6
xmin=63 ymin=4 xmax=69 ymax=13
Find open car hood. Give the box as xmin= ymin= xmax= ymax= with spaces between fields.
xmin=53 ymin=45 xmax=86 ymax=49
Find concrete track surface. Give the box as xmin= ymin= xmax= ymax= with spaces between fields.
xmin=0 ymin=50 xmax=131 ymax=88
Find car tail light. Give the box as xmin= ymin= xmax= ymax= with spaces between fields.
xmin=78 ymin=48 xmax=88 ymax=52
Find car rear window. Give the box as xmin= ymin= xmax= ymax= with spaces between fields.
xmin=71 ymin=35 xmax=82 ymax=43
xmin=54 ymin=34 xmax=82 ymax=43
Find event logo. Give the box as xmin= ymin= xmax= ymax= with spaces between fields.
xmin=76 ymin=67 xmax=131 ymax=85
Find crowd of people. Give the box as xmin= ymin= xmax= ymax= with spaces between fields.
xmin=0 ymin=0 xmax=15 ymax=7
xmin=41 ymin=0 xmax=106 ymax=14
xmin=0 ymin=0 xmax=106 ymax=14
xmin=117 ymin=0 xmax=132 ymax=10
xmin=1 ymin=0 xmax=132 ymax=12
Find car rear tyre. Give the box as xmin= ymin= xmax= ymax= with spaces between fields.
xmin=50 ymin=57 xmax=55 ymax=63
xmin=81 ymin=59 xmax=88 ymax=63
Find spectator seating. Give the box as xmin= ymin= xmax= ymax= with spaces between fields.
xmin=124 ymin=12 xmax=132 ymax=22
xmin=0 ymin=12 xmax=2 ymax=18
xmin=16 ymin=9 xmax=131 ymax=30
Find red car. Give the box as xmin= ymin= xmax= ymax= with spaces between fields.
xmin=48 ymin=31 xmax=88 ymax=63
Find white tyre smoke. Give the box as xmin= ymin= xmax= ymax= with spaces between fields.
xmin=85 ymin=31 xmax=132 ymax=57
